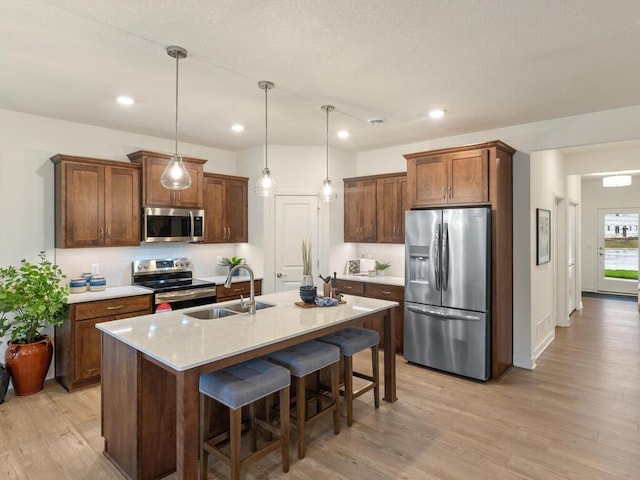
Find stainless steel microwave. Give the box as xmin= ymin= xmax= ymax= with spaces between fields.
xmin=142 ymin=207 xmax=205 ymax=243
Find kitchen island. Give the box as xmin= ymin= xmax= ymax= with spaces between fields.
xmin=97 ymin=289 xmax=398 ymax=480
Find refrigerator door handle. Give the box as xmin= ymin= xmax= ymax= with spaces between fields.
xmin=442 ymin=222 xmax=449 ymax=291
xmin=434 ymin=224 xmax=441 ymax=291
xmin=407 ymin=306 xmax=482 ymax=322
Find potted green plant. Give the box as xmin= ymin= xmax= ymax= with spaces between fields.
xmin=0 ymin=251 xmax=68 ymax=396
xmin=375 ymin=261 xmax=391 ymax=277
xmin=218 ymin=256 xmax=245 ymax=276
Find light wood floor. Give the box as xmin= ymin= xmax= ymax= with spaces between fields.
xmin=1 ymin=296 xmax=639 ymax=479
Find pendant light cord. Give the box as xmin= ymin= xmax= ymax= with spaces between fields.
xmin=325 ymin=106 xmax=329 ymax=178
xmin=174 ymin=53 xmax=179 ymax=156
xmin=264 ymin=84 xmax=268 ymax=169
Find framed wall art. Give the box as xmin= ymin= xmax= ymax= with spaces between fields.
xmin=536 ymin=208 xmax=551 ymax=265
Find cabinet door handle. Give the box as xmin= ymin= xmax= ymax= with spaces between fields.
xmin=442 ymin=186 xmax=446 ymax=199
xmin=448 ymin=184 xmax=452 ymax=198
xmin=106 ymin=227 xmax=111 ymax=241
xmin=99 ymin=226 xmax=104 ymax=242
xmin=106 ymin=305 xmax=124 ymax=310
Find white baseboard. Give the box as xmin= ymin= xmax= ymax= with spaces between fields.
xmin=513 ymin=354 xmax=536 ymax=370
xmin=533 ymin=329 xmax=555 ymax=361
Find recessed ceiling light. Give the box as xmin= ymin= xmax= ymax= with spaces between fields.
xmin=337 ymin=130 xmax=350 ymax=138
xmin=231 ymin=124 xmax=245 ymax=132
xmin=116 ymin=96 xmax=135 ymax=106
xmin=429 ymin=109 xmax=445 ymax=119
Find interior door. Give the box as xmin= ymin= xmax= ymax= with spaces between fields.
xmin=567 ymin=203 xmax=577 ymax=313
xmin=274 ymin=195 xmax=319 ymax=292
xmin=596 ymin=208 xmax=639 ymax=295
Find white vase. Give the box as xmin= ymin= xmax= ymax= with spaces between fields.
xmin=301 ymin=274 xmax=314 ymax=286
xmin=376 ymin=270 xmax=385 ymax=277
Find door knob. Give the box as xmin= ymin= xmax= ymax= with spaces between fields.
xmin=276 ymin=273 xmax=287 ymax=278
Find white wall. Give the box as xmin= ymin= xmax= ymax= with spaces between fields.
xmin=236 ymin=145 xmax=356 ymax=294
xmin=580 ymin=178 xmax=640 ymax=291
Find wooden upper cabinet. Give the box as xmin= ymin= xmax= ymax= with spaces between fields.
xmin=203 ymin=173 xmax=248 ymax=243
xmin=127 ymin=150 xmax=206 ymax=208
xmin=344 ymin=178 xmax=377 ymax=243
xmin=405 ymin=148 xmax=488 ymax=208
xmin=376 ymin=174 xmax=408 ymax=243
xmin=51 ymin=155 xmax=140 ymax=248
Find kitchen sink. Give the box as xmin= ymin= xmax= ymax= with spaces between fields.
xmin=184 ymin=308 xmax=239 ymax=320
xmin=222 ymin=301 xmax=276 ymax=313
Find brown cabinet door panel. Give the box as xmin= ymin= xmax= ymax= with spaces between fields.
xmin=174 ymin=161 xmax=204 ymax=208
xmin=145 ymin=157 xmax=174 ymax=207
xmin=64 ymin=163 xmax=104 ymax=247
xmin=204 ymin=176 xmax=226 ymax=242
xmin=226 ymin=179 xmax=248 ymax=242
xmin=74 ymin=317 xmax=105 ymax=381
xmin=104 ymin=166 xmax=141 ymax=246
xmin=344 ymin=180 xmax=377 ymax=242
xmin=448 ymin=149 xmax=489 ymax=204
xmin=376 ymin=178 xmax=400 ymax=243
xmin=408 ymin=155 xmax=447 ymax=208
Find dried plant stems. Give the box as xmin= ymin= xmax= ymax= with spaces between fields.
xmin=302 ymin=238 xmax=312 ymax=275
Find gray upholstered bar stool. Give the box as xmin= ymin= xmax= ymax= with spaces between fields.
xmin=267 ymin=340 xmax=341 ymax=459
xmin=318 ymin=327 xmax=380 ymax=426
xmin=198 ymin=359 xmax=291 ymax=480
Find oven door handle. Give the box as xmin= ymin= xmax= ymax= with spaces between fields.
xmin=155 ymin=287 xmax=217 ymax=304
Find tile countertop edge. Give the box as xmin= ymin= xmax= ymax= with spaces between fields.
xmin=336 ymin=274 xmax=404 ymax=287
xmin=96 ymin=290 xmax=398 ymax=372
xmin=67 ymin=285 xmax=153 ymax=304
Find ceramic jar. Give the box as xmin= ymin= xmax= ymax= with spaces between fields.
xmin=4 ymin=337 xmax=53 ymax=396
xmin=69 ymin=277 xmax=87 ymax=294
xmin=89 ymin=275 xmax=107 ymax=292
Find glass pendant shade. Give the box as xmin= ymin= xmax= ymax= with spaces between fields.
xmin=255 ymin=80 xmax=277 ymax=196
xmin=319 ymin=105 xmax=337 ymax=202
xmin=162 ymin=45 xmax=192 ymax=191
xmin=319 ymin=177 xmax=337 ymax=202
xmin=255 ymin=167 xmax=278 ymax=196
xmin=161 ymin=154 xmax=192 ymax=190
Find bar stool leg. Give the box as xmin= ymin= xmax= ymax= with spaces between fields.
xmin=296 ymin=375 xmax=306 ymax=459
xmin=199 ymin=393 xmax=209 ymax=480
xmin=230 ymin=408 xmax=242 ymax=480
xmin=332 ymin=361 xmax=341 ymax=434
xmin=249 ymin=402 xmax=257 ymax=452
xmin=372 ymin=344 xmax=380 ymax=409
xmin=344 ymin=355 xmax=354 ymax=426
xmin=280 ymin=386 xmax=290 ymax=472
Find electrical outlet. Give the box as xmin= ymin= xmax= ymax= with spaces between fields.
xmin=91 ymin=263 xmax=99 ymax=275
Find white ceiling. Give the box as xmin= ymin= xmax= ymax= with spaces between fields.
xmin=3 ymin=0 xmax=640 ymax=152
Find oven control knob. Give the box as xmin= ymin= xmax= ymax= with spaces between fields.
xmin=137 ymin=265 xmax=142 ymax=270
xmin=185 ymin=261 xmax=190 ymax=267
xmin=144 ymin=263 xmax=149 ymax=269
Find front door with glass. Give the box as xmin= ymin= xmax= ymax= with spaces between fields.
xmin=596 ymin=208 xmax=639 ymax=295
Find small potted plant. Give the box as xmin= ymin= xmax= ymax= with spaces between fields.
xmin=218 ymin=256 xmax=245 ymax=276
xmin=375 ymin=261 xmax=391 ymax=277
xmin=0 ymin=251 xmax=68 ymax=396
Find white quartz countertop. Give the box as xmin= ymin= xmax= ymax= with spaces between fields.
xmin=336 ymin=274 xmax=404 ymax=287
xmin=96 ymin=290 xmax=398 ymax=372
xmin=67 ymin=285 xmax=153 ymax=304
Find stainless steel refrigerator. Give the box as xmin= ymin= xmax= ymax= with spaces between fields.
xmin=404 ymin=207 xmax=491 ymax=381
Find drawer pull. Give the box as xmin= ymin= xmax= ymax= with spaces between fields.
xmin=106 ymin=305 xmax=124 ymax=310
xmin=343 ymin=286 xmax=353 ymax=290
xmin=381 ymin=291 xmax=392 ymax=295
xmin=233 ymin=288 xmax=243 ymax=292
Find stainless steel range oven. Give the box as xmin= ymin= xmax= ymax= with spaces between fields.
xmin=132 ymin=257 xmax=216 ymax=312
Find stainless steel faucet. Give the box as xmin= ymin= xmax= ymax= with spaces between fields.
xmin=224 ymin=264 xmax=256 ymax=314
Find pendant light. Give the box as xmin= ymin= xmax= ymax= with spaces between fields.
xmin=319 ymin=105 xmax=337 ymax=202
xmin=161 ymin=45 xmax=192 ymax=190
xmin=255 ymin=80 xmax=278 ymax=196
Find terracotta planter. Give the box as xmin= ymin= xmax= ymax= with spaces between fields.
xmin=4 ymin=336 xmax=53 ymax=396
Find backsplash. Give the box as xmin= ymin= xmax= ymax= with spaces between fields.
xmin=352 ymin=243 xmax=405 ymax=277
xmin=55 ymin=243 xmax=238 ymax=287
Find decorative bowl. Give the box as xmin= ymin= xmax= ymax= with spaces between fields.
xmin=299 ymin=286 xmax=317 ymax=304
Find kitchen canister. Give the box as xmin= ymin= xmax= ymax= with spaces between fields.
xmin=69 ymin=277 xmax=87 ymax=293
xmin=82 ymin=272 xmax=93 ymax=284
xmin=89 ymin=275 xmax=107 ymax=292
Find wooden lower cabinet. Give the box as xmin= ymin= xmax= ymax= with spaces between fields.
xmin=55 ymin=294 xmax=153 ymax=391
xmin=216 ymin=279 xmax=262 ymax=303
xmin=335 ymin=279 xmax=404 ymax=352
